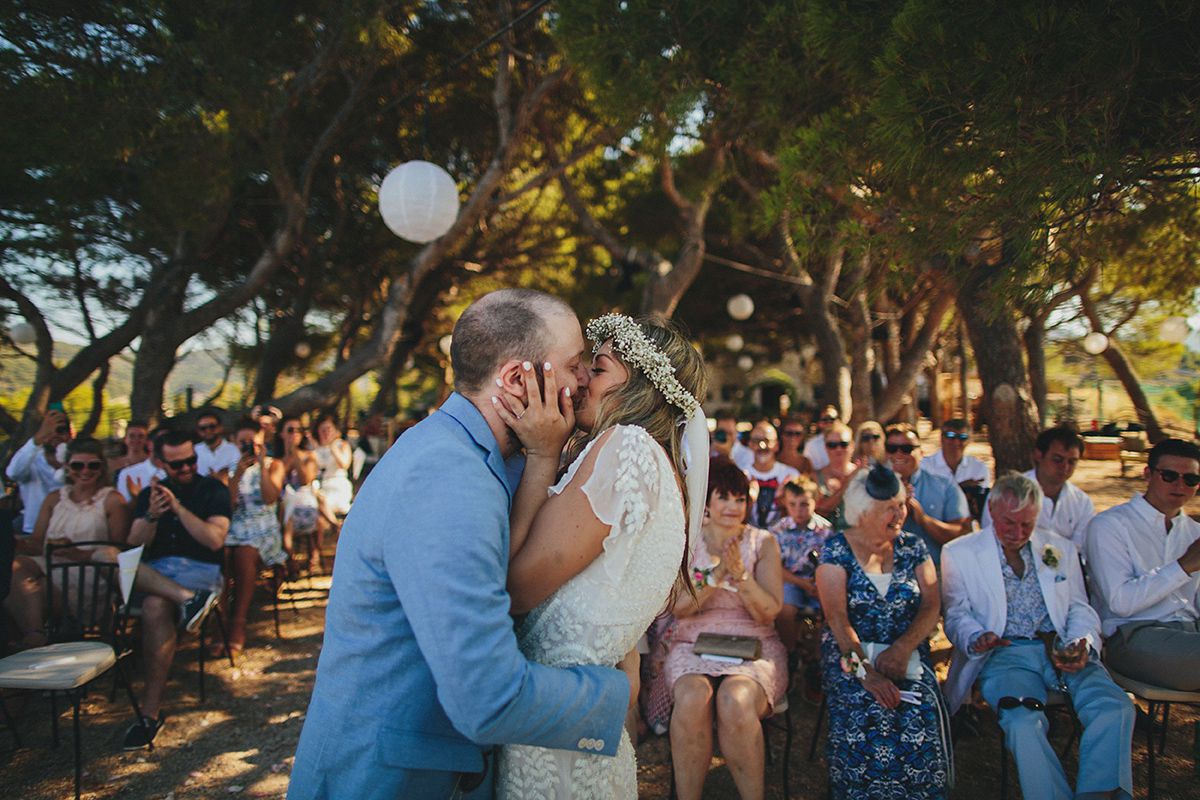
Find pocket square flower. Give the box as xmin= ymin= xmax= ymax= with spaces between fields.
xmin=1041 ymin=544 xmax=1062 ymax=570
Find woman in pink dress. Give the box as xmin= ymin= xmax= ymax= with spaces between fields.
xmin=665 ymin=456 xmax=786 ymax=800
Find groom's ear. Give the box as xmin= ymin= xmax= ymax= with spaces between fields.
xmin=496 ymin=360 xmax=530 ymax=402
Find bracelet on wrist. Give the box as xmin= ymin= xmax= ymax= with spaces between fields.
xmin=145 ymin=513 xmax=161 ymax=522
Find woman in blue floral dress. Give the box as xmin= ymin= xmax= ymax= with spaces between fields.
xmin=816 ymin=464 xmax=952 ymax=799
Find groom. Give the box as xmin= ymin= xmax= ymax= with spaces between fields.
xmin=289 ymin=290 xmax=633 ymax=800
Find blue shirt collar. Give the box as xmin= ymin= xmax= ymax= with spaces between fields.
xmin=438 ymin=392 xmax=526 ymax=498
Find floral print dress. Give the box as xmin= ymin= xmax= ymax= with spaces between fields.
xmin=818 ymin=531 xmax=953 ymax=799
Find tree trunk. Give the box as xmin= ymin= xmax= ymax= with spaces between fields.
xmin=78 ymin=362 xmax=110 ymax=438
xmin=848 ymin=287 xmax=875 ymax=424
xmin=957 ymin=262 xmax=1039 ymax=473
xmin=1023 ymin=314 xmax=1049 ymax=428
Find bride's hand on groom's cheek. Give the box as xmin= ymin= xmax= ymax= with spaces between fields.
xmin=493 ymin=361 xmax=575 ymax=458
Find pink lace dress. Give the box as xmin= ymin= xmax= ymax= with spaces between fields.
xmin=664 ymin=526 xmax=789 ymax=711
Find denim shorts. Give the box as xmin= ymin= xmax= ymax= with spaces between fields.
xmin=144 ymin=556 xmax=222 ymax=593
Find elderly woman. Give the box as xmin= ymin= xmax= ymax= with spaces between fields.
xmin=816 ymin=463 xmax=952 ymax=798
xmin=665 ymin=456 xmax=786 ymax=800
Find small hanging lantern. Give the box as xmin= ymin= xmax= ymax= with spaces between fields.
xmin=727 ymin=294 xmax=754 ymax=321
xmin=8 ymin=321 xmax=35 ymax=345
xmin=1159 ymin=316 xmax=1189 ymax=344
xmin=1082 ymin=331 xmax=1109 ymax=355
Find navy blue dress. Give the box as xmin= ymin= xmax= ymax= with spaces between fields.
xmin=819 ymin=532 xmax=952 ymax=799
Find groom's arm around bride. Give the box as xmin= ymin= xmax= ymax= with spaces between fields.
xmin=288 ymin=290 xmax=631 ymax=800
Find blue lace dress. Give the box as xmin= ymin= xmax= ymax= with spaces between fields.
xmin=818 ymin=531 xmax=952 ymax=799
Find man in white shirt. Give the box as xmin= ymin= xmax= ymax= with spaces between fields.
xmin=920 ymin=418 xmax=990 ymax=488
xmin=802 ymin=405 xmax=840 ymax=471
xmin=116 ymin=424 xmax=166 ymax=504
xmin=982 ymin=426 xmax=1095 ymax=549
xmin=1085 ymin=437 xmax=1200 ymax=690
xmin=4 ymin=409 xmax=69 ymax=534
xmin=194 ymin=408 xmax=240 ymax=484
xmin=710 ymin=409 xmax=754 ymax=471
xmin=745 ymin=420 xmax=800 ymax=528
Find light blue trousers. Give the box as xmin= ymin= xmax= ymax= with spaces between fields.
xmin=978 ymin=640 xmax=1133 ymax=800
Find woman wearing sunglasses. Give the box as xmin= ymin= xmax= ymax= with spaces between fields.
xmin=815 ymin=422 xmax=858 ymax=530
xmin=7 ymin=437 xmax=129 ymax=648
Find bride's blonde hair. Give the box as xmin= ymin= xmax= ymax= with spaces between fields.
xmin=565 ymin=317 xmax=707 ymax=598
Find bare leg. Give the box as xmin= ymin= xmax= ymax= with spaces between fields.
xmin=775 ymin=603 xmax=799 ymax=653
xmin=131 ymin=563 xmax=194 ymax=605
xmin=140 ymin=595 xmax=178 ymax=719
xmin=228 ymin=545 xmax=259 ymax=648
xmin=715 ymin=675 xmax=769 ymax=800
xmin=3 ymin=556 xmax=46 ymax=646
xmin=670 ymin=674 xmax=717 ymax=800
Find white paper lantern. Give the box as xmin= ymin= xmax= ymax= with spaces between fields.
xmin=727 ymin=294 xmax=755 ymax=321
xmin=1159 ymin=316 xmax=1190 ymax=344
xmin=1082 ymin=331 xmax=1109 ymax=355
xmin=294 ymin=342 xmax=312 ymax=359
xmin=378 ymin=161 xmax=460 ymax=243
xmin=438 ymin=334 xmax=454 ymax=357
xmin=725 ymin=333 xmax=744 ymax=352
xmin=8 ymin=321 xmax=35 ymax=345
xmin=737 ymin=354 xmax=755 ymax=372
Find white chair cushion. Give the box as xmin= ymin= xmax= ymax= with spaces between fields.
xmin=0 ymin=641 xmax=117 ymax=690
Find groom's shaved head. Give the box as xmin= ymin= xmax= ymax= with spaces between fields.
xmin=451 ymin=289 xmax=576 ymax=394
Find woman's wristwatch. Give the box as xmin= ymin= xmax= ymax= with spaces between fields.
xmin=733 ymin=570 xmax=750 ymax=583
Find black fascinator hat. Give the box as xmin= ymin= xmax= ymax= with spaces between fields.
xmin=865 ymin=462 xmax=901 ymax=500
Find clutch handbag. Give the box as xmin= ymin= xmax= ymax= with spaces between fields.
xmin=862 ymin=641 xmax=923 ymax=680
xmin=692 ymin=632 xmax=762 ymax=661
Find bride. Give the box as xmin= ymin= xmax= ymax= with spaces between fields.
xmin=492 ymin=314 xmax=708 ymax=799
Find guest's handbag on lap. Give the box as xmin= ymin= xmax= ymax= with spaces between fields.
xmin=862 ymin=641 xmax=923 ymax=679
xmin=693 ymin=633 xmax=762 ymax=661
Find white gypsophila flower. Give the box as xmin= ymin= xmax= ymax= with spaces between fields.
xmin=585 ymin=313 xmax=699 ymax=416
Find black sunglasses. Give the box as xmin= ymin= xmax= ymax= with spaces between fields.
xmin=859 ymin=433 xmax=881 ymax=441
xmin=997 ymin=696 xmax=1045 ymax=713
xmin=819 ymin=416 xmax=837 ymax=423
xmin=165 ymin=455 xmax=198 ymax=470
xmin=68 ymin=460 xmax=102 ymax=472
xmin=1152 ymin=467 xmax=1200 ymax=487
xmin=197 ymin=423 xmax=218 ymax=432
xmin=825 ymin=440 xmax=852 ymax=449
xmin=781 ymin=430 xmax=806 ymax=437
xmin=942 ymin=431 xmax=970 ymax=441
xmin=885 ymin=443 xmax=917 ymax=455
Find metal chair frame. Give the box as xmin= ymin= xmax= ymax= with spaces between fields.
xmin=1105 ymin=665 xmax=1200 ymax=800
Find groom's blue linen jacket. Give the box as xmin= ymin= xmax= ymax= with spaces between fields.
xmin=288 ymin=393 xmax=627 ymax=799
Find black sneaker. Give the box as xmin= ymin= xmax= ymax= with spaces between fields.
xmin=122 ymin=713 xmax=163 ymax=750
xmin=178 ymin=589 xmax=217 ymax=633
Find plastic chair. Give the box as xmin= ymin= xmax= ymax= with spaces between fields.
xmin=0 ymin=542 xmax=150 ymax=799
xmin=1105 ymin=666 xmax=1200 ymax=800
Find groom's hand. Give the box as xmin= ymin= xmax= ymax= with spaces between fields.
xmin=617 ymin=647 xmax=640 ymax=709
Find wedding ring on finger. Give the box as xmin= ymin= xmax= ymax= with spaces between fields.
xmin=516 ymin=411 xmax=525 ymax=420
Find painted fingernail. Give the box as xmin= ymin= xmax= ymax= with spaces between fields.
xmin=491 ymin=396 xmax=499 ymax=405
xmin=495 ymin=378 xmax=503 ymax=388
xmin=564 ymin=387 xmax=571 ymax=397
xmin=544 ymin=362 xmax=552 ymax=371
xmin=522 ymin=361 xmax=532 ymax=370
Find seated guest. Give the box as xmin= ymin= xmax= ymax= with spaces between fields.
xmin=666 ymin=457 xmax=785 ymax=800
xmin=814 ymin=422 xmax=858 ymax=530
xmin=5 ymin=409 xmax=69 ymax=537
xmin=745 ymin=421 xmax=800 ymax=528
xmin=222 ymin=418 xmax=286 ymax=652
xmin=922 ymin=418 xmax=991 ymax=522
xmin=982 ymin=425 xmax=1094 ymax=549
xmin=115 ymin=423 xmax=166 ymax=505
xmin=124 ymin=431 xmax=228 ymax=749
xmin=194 ymin=408 xmax=240 ymax=485
xmin=816 ymin=465 xmax=951 ymax=798
xmin=1085 ymin=437 xmax=1200 ymax=691
xmin=885 ymin=423 xmax=971 ymax=567
xmin=711 ymin=408 xmax=754 ymax=471
xmin=852 ymin=420 xmax=885 ymax=468
xmin=776 ymin=414 xmax=815 ymax=477
xmin=279 ymin=415 xmax=322 ymax=573
xmin=313 ymin=412 xmax=354 ymax=528
xmin=769 ymin=478 xmax=833 ymax=690
xmin=943 ymin=471 xmax=1133 ymax=800
xmin=803 ymin=405 xmax=840 ymax=471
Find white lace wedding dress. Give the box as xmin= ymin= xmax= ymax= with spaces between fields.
xmin=496 ymin=424 xmax=686 ymax=799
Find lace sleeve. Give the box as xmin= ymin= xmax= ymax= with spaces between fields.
xmin=578 ymin=425 xmax=673 ymax=585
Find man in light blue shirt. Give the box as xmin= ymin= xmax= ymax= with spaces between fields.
xmin=885 ymin=423 xmax=971 ymax=567
xmin=290 ymin=290 xmax=632 ymax=800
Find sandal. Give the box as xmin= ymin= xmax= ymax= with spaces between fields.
xmin=207 ymin=641 xmax=244 ymax=659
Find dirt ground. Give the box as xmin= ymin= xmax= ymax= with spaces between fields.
xmin=2 ymin=436 xmax=1199 ymax=799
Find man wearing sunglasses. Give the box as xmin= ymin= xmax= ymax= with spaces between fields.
xmin=920 ymin=419 xmax=991 ymax=491
xmin=802 ymin=405 xmax=840 ymax=471
xmin=982 ymin=426 xmax=1095 ymax=549
xmin=943 ymin=472 xmax=1134 ymax=800
xmin=884 ymin=423 xmax=971 ymax=567
xmin=710 ymin=409 xmax=754 ymax=471
xmin=123 ymin=431 xmax=230 ymax=749
xmin=194 ymin=408 xmax=240 ymax=486
xmin=1085 ymin=437 xmax=1200 ymax=691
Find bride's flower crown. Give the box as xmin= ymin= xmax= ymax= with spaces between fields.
xmin=585 ymin=313 xmax=700 ymax=416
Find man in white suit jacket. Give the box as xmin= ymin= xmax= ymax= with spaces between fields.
xmin=942 ymin=472 xmax=1133 ymax=800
